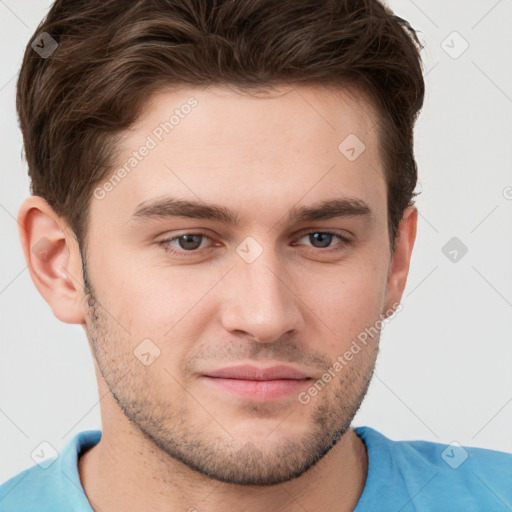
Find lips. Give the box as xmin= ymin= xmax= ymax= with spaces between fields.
xmin=203 ymin=365 xmax=310 ymax=381
xmin=201 ymin=365 xmax=312 ymax=401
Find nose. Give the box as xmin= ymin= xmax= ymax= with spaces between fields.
xmin=218 ymin=247 xmax=305 ymax=343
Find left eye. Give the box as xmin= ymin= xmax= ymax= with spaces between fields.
xmin=294 ymin=231 xmax=349 ymax=249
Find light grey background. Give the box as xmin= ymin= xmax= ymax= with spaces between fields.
xmin=1 ymin=0 xmax=511 ymax=483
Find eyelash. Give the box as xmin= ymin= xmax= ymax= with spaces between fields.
xmin=157 ymin=230 xmax=351 ymax=257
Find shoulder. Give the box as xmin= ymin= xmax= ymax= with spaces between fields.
xmin=0 ymin=430 xmax=101 ymax=512
xmin=354 ymin=426 xmax=512 ymax=512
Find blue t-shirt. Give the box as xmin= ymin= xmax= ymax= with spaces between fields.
xmin=1 ymin=426 xmax=511 ymax=511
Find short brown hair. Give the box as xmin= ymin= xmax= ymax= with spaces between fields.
xmin=17 ymin=0 xmax=424 ymax=251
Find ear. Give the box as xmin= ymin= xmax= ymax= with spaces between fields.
xmin=384 ymin=205 xmax=418 ymax=312
xmin=17 ymin=196 xmax=86 ymax=324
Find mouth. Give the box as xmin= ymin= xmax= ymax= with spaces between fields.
xmin=201 ymin=365 xmax=313 ymax=401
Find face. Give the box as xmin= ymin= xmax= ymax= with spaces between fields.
xmin=82 ymin=85 xmax=398 ymax=485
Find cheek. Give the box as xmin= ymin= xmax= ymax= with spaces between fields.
xmin=93 ymin=260 xmax=218 ymax=360
xmin=293 ymin=254 xmax=388 ymax=345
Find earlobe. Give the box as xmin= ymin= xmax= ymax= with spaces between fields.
xmin=17 ymin=196 xmax=86 ymax=324
xmin=385 ymin=206 xmax=418 ymax=310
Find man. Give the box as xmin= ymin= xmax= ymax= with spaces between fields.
xmin=1 ymin=0 xmax=510 ymax=510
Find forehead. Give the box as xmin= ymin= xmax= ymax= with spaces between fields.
xmin=90 ymin=84 xmax=386 ymax=230
xmin=134 ymin=83 xmax=380 ymax=156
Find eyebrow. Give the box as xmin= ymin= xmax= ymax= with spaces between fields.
xmin=130 ymin=196 xmax=373 ymax=225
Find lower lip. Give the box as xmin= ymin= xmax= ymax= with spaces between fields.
xmin=202 ymin=376 xmax=311 ymax=401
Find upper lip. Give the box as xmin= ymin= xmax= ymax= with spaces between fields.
xmin=203 ymin=365 xmax=311 ymax=381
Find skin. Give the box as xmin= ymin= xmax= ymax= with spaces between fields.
xmin=18 ymin=84 xmax=417 ymax=512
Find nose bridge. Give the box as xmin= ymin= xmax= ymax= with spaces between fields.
xmin=220 ymin=238 xmax=303 ymax=342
